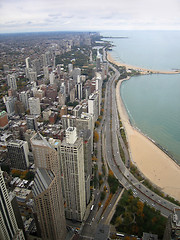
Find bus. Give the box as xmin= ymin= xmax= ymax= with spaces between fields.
xmin=90 ymin=205 xmax=94 ymax=211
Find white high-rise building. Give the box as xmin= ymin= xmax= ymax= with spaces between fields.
xmin=58 ymin=127 xmax=86 ymax=221
xmin=50 ymin=71 xmax=55 ymax=85
xmin=7 ymin=74 xmax=17 ymax=90
xmin=3 ymin=96 xmax=15 ymax=116
xmin=25 ymin=57 xmax=31 ymax=69
xmin=28 ymin=97 xmax=41 ymax=115
xmin=0 ymin=169 xmax=25 ymax=240
xmin=88 ymin=92 xmax=100 ymax=124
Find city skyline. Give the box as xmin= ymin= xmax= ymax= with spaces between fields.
xmin=0 ymin=0 xmax=180 ymax=33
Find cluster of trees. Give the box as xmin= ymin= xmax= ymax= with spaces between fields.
xmin=11 ymin=169 xmax=35 ymax=181
xmin=56 ymin=47 xmax=90 ymax=68
xmin=111 ymin=190 xmax=167 ymax=239
xmin=108 ymin=169 xmax=119 ymax=194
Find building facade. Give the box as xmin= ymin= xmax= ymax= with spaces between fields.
xmin=7 ymin=140 xmax=29 ymax=170
xmin=58 ymin=127 xmax=86 ymax=221
xmin=0 ymin=169 xmax=25 ymax=240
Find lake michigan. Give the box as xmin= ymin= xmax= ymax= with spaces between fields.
xmin=101 ymin=30 xmax=180 ymax=164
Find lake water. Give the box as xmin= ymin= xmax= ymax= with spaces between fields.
xmin=101 ymin=30 xmax=180 ymax=164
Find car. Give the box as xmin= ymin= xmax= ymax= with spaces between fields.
xmin=92 ymin=218 xmax=94 ymax=221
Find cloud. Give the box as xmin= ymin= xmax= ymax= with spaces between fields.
xmin=0 ymin=0 xmax=180 ymax=33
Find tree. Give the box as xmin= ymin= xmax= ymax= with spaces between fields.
xmin=93 ymin=131 xmax=99 ymax=143
xmin=95 ymin=121 xmax=100 ymax=127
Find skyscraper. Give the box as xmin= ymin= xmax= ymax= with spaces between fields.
xmin=0 ymin=169 xmax=25 ymax=240
xmin=31 ymin=133 xmax=66 ymax=240
xmin=7 ymin=140 xmax=29 ymax=170
xmin=58 ymin=127 xmax=86 ymax=221
xmin=33 ymin=168 xmax=66 ymax=240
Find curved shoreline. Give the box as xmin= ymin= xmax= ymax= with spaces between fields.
xmin=107 ymin=52 xmax=180 ymax=74
xmin=110 ymin=55 xmax=180 ymax=201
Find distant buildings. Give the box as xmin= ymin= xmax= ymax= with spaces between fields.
xmin=0 ymin=169 xmax=25 ymax=240
xmin=7 ymin=140 xmax=29 ymax=170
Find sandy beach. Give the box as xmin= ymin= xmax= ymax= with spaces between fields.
xmin=107 ymin=52 xmax=180 ymax=74
xmin=110 ymin=53 xmax=180 ymax=201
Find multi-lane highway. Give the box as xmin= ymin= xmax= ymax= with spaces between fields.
xmin=103 ymin=62 xmax=179 ymax=217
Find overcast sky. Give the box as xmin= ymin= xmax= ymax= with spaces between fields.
xmin=0 ymin=0 xmax=180 ymax=33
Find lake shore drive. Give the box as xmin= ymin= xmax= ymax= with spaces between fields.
xmin=108 ymin=52 xmax=180 ymax=201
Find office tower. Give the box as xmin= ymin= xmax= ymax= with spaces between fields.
xmin=76 ymin=75 xmax=83 ymax=100
xmin=0 ymin=169 xmax=25 ymax=240
xmin=7 ymin=74 xmax=17 ymax=90
xmin=0 ymin=111 xmax=8 ymax=129
xmin=25 ymin=57 xmax=31 ymax=69
xmin=3 ymin=96 xmax=15 ymax=116
xmin=58 ymin=127 xmax=86 ymax=221
xmin=28 ymin=97 xmax=41 ymax=115
xmin=26 ymin=115 xmax=38 ymax=131
xmin=19 ymin=91 xmax=29 ymax=110
xmin=31 ymin=133 xmax=66 ymax=240
xmin=163 ymin=208 xmax=180 ymax=240
xmin=88 ymin=92 xmax=100 ymax=124
xmin=7 ymin=140 xmax=29 ymax=170
xmin=50 ymin=71 xmax=55 ymax=85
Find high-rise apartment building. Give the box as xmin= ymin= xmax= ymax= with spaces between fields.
xmin=31 ymin=133 xmax=66 ymax=240
xmin=7 ymin=74 xmax=17 ymax=90
xmin=0 ymin=169 xmax=25 ymax=240
xmin=3 ymin=96 xmax=15 ymax=116
xmin=88 ymin=92 xmax=100 ymax=124
xmin=19 ymin=91 xmax=29 ymax=110
xmin=28 ymin=97 xmax=41 ymax=115
xmin=7 ymin=140 xmax=29 ymax=170
xmin=58 ymin=127 xmax=86 ymax=221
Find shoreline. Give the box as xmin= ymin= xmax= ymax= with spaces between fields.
xmin=109 ymin=54 xmax=180 ymax=201
xmin=107 ymin=52 xmax=180 ymax=74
